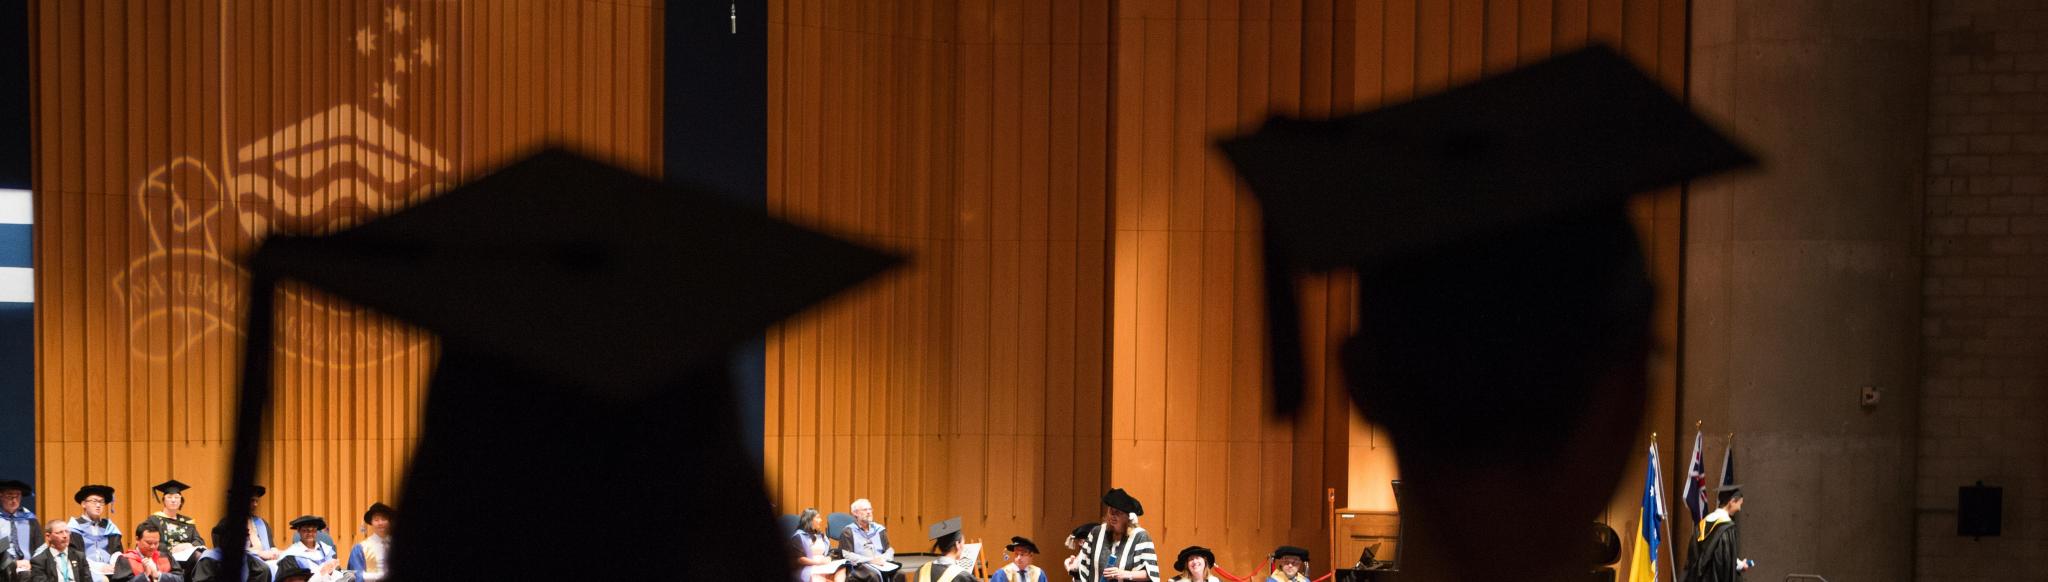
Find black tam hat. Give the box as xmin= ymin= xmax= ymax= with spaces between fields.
xmin=288 ymin=515 xmax=326 ymax=531
xmin=1101 ymin=488 xmax=1143 ymax=516
xmin=1005 ymin=536 xmax=1039 ymax=554
xmin=74 ymin=485 xmax=114 ymax=505
xmin=363 ymin=502 xmax=396 ymax=524
xmin=1174 ymin=546 xmax=1217 ymax=572
xmin=1274 ymin=545 xmax=1311 ymax=562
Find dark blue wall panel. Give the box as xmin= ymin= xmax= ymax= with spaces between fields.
xmin=666 ymin=0 xmax=768 ymax=460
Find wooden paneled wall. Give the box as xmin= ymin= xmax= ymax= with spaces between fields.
xmin=776 ymin=0 xmax=1689 ymax=579
xmin=30 ymin=0 xmax=661 ymax=554
xmin=766 ymin=0 xmax=1118 ymax=557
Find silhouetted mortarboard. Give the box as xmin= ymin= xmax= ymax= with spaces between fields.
xmin=1217 ymin=43 xmax=1757 ymax=418
xmin=217 ymin=146 xmax=903 ymax=581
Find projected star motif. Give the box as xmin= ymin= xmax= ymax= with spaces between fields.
xmin=351 ymin=5 xmax=436 ymax=111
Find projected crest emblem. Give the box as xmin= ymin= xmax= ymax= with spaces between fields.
xmin=114 ymin=4 xmax=450 ymax=367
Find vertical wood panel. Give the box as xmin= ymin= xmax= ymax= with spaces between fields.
xmin=34 ymin=0 xmax=660 ymax=556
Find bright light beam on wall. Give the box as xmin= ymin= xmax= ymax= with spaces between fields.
xmin=0 ymin=188 xmax=29 ymax=304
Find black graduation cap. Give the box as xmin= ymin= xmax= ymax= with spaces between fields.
xmin=1716 ymin=483 xmax=1744 ymax=504
xmin=1005 ymin=536 xmax=1038 ymax=554
xmin=1216 ymin=43 xmax=1756 ymax=417
xmin=74 ymin=485 xmax=114 ymax=505
xmin=273 ymin=557 xmax=315 ymax=582
xmin=0 ymin=480 xmax=30 ymax=495
xmin=362 ymin=502 xmax=395 ymax=524
xmin=1273 ymin=545 xmax=1311 ymax=562
xmin=1101 ymin=488 xmax=1143 ymax=516
xmin=215 ymin=146 xmax=902 ymax=581
xmin=152 ymin=480 xmax=191 ymax=498
xmin=1174 ymin=546 xmax=1216 ymax=572
xmin=927 ymin=517 xmax=963 ymax=540
xmin=1068 ymin=523 xmax=1099 ymax=542
xmin=287 ymin=515 xmax=326 ymax=531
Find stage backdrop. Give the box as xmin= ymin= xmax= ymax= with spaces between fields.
xmin=766 ymin=0 xmax=1689 ymax=577
xmin=30 ymin=0 xmax=660 ymax=553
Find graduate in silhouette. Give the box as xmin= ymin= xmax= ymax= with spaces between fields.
xmin=1219 ymin=44 xmax=1757 ymax=582
xmin=214 ymin=147 xmax=902 ymax=581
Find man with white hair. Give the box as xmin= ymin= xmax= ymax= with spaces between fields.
xmin=834 ymin=499 xmax=900 ymax=582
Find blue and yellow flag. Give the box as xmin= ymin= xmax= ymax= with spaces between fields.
xmin=1627 ymin=440 xmax=1668 ymax=582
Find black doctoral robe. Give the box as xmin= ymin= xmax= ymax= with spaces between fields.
xmin=913 ymin=560 xmax=979 ymax=582
xmin=188 ymin=553 xmax=271 ymax=582
xmin=1684 ymin=517 xmax=1742 ymax=582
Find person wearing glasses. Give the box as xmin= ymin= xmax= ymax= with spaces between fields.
xmin=1 ymin=480 xmax=36 ymax=580
xmin=66 ymin=485 xmax=122 ymax=580
xmin=1263 ymin=547 xmax=1309 ymax=582
xmin=835 ymin=499 xmax=899 ymax=582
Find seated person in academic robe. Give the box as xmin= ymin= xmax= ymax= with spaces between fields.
xmin=1683 ymin=484 xmax=1751 ymax=582
xmin=914 ymin=518 xmax=976 ymax=582
xmin=1061 ymin=523 xmax=1097 ymax=580
xmin=1167 ymin=547 xmax=1217 ymax=582
xmin=238 ymin=488 xmax=280 ymax=564
xmin=989 ymin=537 xmax=1044 ymax=582
xmin=1074 ymin=489 xmax=1157 ymax=582
xmin=1263 ymin=547 xmax=1309 ymax=582
xmin=271 ymin=517 xmax=346 ymax=582
xmin=119 ymin=524 xmax=182 ymax=582
xmin=190 ymin=520 xmax=271 ymax=582
xmin=135 ymin=482 xmax=203 ymax=574
xmin=836 ymin=499 xmax=900 ymax=582
xmin=791 ymin=508 xmax=845 ymax=582
xmin=67 ymin=485 xmax=123 ymax=580
xmin=30 ymin=519 xmax=93 ymax=582
xmin=343 ymin=504 xmax=391 ymax=582
xmin=2 ymin=480 xmax=38 ymax=581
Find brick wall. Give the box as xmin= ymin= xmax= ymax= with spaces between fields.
xmin=1919 ymin=3 xmax=2048 ymax=579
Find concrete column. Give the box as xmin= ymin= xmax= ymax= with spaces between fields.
xmin=1685 ymin=1 xmax=1928 ymax=581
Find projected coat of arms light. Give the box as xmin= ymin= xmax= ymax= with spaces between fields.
xmin=113 ymin=5 xmax=445 ymax=367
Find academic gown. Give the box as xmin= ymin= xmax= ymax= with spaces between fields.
xmin=912 ymin=558 xmax=978 ymax=582
xmin=1684 ymin=513 xmax=1742 ymax=582
xmin=189 ymin=549 xmax=272 ymax=582
xmin=0 ymin=507 xmax=36 ymax=564
xmin=343 ymin=535 xmax=386 ymax=582
xmin=836 ymin=523 xmax=900 ymax=582
xmin=1072 ymin=527 xmax=1158 ymax=582
xmin=67 ymin=518 xmax=124 ymax=570
xmin=988 ymin=564 xmax=1043 ymax=582
xmin=1265 ymin=573 xmax=1309 ymax=582
xmin=137 ymin=514 xmax=205 ymax=575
